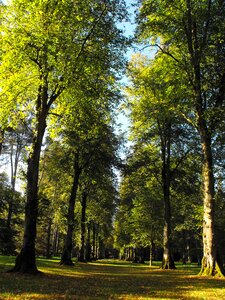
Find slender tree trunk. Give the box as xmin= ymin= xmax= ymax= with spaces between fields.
xmin=162 ymin=189 xmax=175 ymax=269
xmin=160 ymin=122 xmax=176 ymax=270
xmin=133 ymin=247 xmax=137 ymax=263
xmin=46 ymin=218 xmax=52 ymax=258
xmin=92 ymin=222 xmax=96 ymax=260
xmin=10 ymin=98 xmax=47 ymax=273
xmin=149 ymin=241 xmax=155 ymax=266
xmin=131 ymin=247 xmax=134 ymax=261
xmin=0 ymin=129 xmax=4 ymax=155
xmin=7 ymin=140 xmax=21 ymax=228
xmin=98 ymin=237 xmax=105 ymax=259
xmin=52 ymin=226 xmax=59 ymax=256
xmin=60 ymin=154 xmax=81 ymax=265
xmin=127 ymin=248 xmax=131 ymax=261
xmin=182 ymin=231 xmax=187 ymax=264
xmin=86 ymin=223 xmax=91 ymax=261
xmin=79 ymin=189 xmax=88 ymax=262
xmin=55 ymin=232 xmax=60 ymax=256
xmin=95 ymin=224 xmax=99 ymax=259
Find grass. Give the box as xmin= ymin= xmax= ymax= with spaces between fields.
xmin=0 ymin=256 xmax=225 ymax=299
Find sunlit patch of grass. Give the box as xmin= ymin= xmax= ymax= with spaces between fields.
xmin=0 ymin=256 xmax=225 ymax=299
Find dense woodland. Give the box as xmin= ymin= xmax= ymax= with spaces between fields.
xmin=0 ymin=0 xmax=225 ymax=278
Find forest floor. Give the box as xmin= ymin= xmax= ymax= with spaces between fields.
xmin=0 ymin=256 xmax=225 ymax=299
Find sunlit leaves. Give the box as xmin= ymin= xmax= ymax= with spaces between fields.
xmin=0 ymin=0 xmax=127 ymax=132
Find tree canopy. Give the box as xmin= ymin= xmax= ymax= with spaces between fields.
xmin=0 ymin=0 xmax=225 ymax=278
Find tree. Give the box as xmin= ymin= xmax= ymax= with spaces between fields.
xmin=37 ymin=141 xmax=74 ymax=258
xmin=85 ymin=174 xmax=118 ymax=261
xmin=0 ymin=0 xmax=127 ymax=273
xmin=126 ymin=53 xmax=197 ymax=268
xmin=171 ymin=155 xmax=202 ymax=264
xmin=136 ymin=0 xmax=225 ymax=276
xmin=0 ymin=172 xmax=24 ymax=255
xmin=2 ymin=126 xmax=30 ymax=228
xmin=60 ymin=148 xmax=82 ymax=265
xmin=57 ymin=81 xmax=121 ymax=264
xmin=115 ymin=148 xmax=164 ymax=265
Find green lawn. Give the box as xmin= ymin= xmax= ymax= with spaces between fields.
xmin=0 ymin=256 xmax=225 ymax=299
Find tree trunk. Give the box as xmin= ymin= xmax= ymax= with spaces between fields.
xmin=182 ymin=231 xmax=187 ymax=264
xmin=7 ymin=140 xmax=21 ymax=229
xmin=198 ymin=118 xmax=224 ymax=276
xmin=46 ymin=218 xmax=52 ymax=258
xmin=85 ymin=223 xmax=91 ymax=261
xmin=133 ymin=247 xmax=138 ymax=263
xmin=149 ymin=241 xmax=155 ymax=266
xmin=60 ymin=154 xmax=81 ymax=265
xmin=95 ymin=224 xmax=99 ymax=259
xmin=79 ymin=189 xmax=88 ymax=262
xmin=52 ymin=226 xmax=59 ymax=256
xmin=92 ymin=222 xmax=96 ymax=260
xmin=10 ymin=101 xmax=47 ymax=273
xmin=0 ymin=129 xmax=4 ymax=155
xmin=98 ymin=237 xmax=105 ymax=259
xmin=184 ymin=0 xmax=224 ymax=276
xmin=159 ymin=122 xmax=176 ymax=270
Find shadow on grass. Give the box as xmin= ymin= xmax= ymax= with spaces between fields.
xmin=0 ymin=257 xmax=225 ymax=299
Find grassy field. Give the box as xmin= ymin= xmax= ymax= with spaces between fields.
xmin=0 ymin=256 xmax=225 ymax=299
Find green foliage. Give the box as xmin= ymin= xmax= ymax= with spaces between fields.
xmin=115 ymin=146 xmax=164 ymax=252
xmin=0 ymin=173 xmax=24 ymax=255
xmin=0 ymin=0 xmax=127 ymax=130
xmin=0 ymin=0 xmax=127 ymax=268
xmin=121 ymin=46 xmax=202 ymax=261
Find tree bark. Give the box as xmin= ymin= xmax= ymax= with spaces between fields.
xmin=79 ymin=189 xmax=88 ymax=262
xmin=149 ymin=241 xmax=155 ymax=266
xmin=10 ymin=97 xmax=47 ymax=273
xmin=197 ymin=117 xmax=224 ymax=276
xmin=60 ymin=153 xmax=81 ymax=265
xmin=7 ymin=138 xmax=21 ymax=229
xmin=184 ymin=0 xmax=224 ymax=276
xmin=0 ymin=129 xmax=4 ymax=155
xmin=52 ymin=226 xmax=59 ymax=256
xmin=92 ymin=222 xmax=96 ymax=260
xmin=95 ymin=224 xmax=99 ymax=259
xmin=159 ymin=122 xmax=176 ymax=270
xmin=46 ymin=218 xmax=52 ymax=258
xmin=98 ymin=238 xmax=105 ymax=259
xmin=85 ymin=222 xmax=91 ymax=261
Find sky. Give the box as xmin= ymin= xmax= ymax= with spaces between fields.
xmin=116 ymin=0 xmax=156 ymax=134
xmin=116 ymin=0 xmax=137 ymax=133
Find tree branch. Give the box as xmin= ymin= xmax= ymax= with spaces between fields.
xmin=200 ymin=0 xmax=212 ymax=53
xmin=170 ymin=148 xmax=192 ymax=179
xmin=74 ymin=5 xmax=108 ymax=66
xmin=155 ymin=44 xmax=180 ymax=64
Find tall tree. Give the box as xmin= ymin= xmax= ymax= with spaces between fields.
xmin=60 ymin=148 xmax=82 ymax=265
xmin=58 ymin=83 xmax=121 ymax=264
xmin=0 ymin=0 xmax=127 ymax=273
xmin=126 ymin=53 xmax=196 ymax=268
xmin=115 ymin=147 xmax=164 ymax=264
xmin=37 ymin=141 xmax=74 ymax=258
xmin=136 ymin=0 xmax=225 ymax=276
xmin=3 ymin=126 xmax=30 ymax=228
